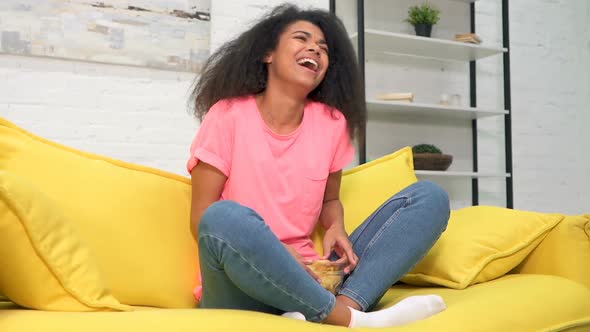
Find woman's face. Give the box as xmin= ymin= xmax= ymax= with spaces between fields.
xmin=265 ymin=20 xmax=329 ymax=94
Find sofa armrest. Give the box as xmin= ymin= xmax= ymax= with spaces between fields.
xmin=514 ymin=214 xmax=590 ymax=288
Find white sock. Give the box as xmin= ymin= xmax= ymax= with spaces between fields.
xmin=281 ymin=311 xmax=306 ymax=321
xmin=348 ymin=295 xmax=446 ymax=328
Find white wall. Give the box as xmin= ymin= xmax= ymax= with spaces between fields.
xmin=509 ymin=0 xmax=590 ymax=213
xmin=0 ymin=0 xmax=587 ymax=214
xmin=210 ymin=0 xmax=328 ymax=50
xmin=0 ymin=55 xmax=199 ymax=174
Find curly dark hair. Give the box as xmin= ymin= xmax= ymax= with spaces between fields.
xmin=189 ymin=4 xmax=366 ymax=140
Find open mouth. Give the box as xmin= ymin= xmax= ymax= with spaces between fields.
xmin=296 ymin=57 xmax=319 ymax=72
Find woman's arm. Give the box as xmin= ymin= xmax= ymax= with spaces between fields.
xmin=320 ymin=171 xmax=345 ymax=228
xmin=190 ymin=161 xmax=227 ymax=241
xmin=319 ymin=170 xmax=359 ymax=273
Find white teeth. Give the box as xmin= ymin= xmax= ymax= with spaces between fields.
xmin=297 ymin=58 xmax=318 ymax=70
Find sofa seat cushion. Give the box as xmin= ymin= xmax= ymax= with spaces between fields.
xmin=2 ymin=274 xmax=589 ymax=332
xmin=387 ymin=274 xmax=590 ymax=332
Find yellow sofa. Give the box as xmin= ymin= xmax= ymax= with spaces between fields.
xmin=1 ymin=116 xmax=589 ymax=332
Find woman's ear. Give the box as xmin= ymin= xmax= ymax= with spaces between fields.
xmin=263 ymin=53 xmax=273 ymax=64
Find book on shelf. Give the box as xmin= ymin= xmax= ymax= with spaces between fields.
xmin=454 ymin=33 xmax=482 ymax=44
xmin=376 ymin=92 xmax=414 ymax=102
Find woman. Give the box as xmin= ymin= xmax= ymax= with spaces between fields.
xmin=186 ymin=4 xmax=450 ymax=328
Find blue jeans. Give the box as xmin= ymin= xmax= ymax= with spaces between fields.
xmin=197 ymin=180 xmax=449 ymax=322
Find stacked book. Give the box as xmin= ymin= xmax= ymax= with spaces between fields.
xmin=376 ymin=92 xmax=414 ymax=102
xmin=454 ymin=33 xmax=482 ymax=44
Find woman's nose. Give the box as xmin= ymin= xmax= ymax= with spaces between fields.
xmin=307 ymin=44 xmax=320 ymax=55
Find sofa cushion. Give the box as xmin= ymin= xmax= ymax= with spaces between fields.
xmin=312 ymin=147 xmax=418 ymax=253
xmin=0 ymin=117 xmax=198 ymax=308
xmin=1 ymin=274 xmax=589 ymax=332
xmin=0 ymin=171 xmax=129 ymax=311
xmin=401 ymin=206 xmax=563 ymax=289
xmin=514 ymin=214 xmax=590 ymax=288
xmin=384 ymin=274 xmax=590 ymax=332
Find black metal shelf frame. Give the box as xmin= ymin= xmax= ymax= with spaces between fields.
xmin=329 ymin=0 xmax=514 ymax=208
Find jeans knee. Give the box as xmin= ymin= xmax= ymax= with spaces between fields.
xmin=415 ymin=181 xmax=450 ymax=227
xmin=198 ymin=200 xmax=250 ymax=237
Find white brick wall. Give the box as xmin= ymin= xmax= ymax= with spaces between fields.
xmin=0 ymin=0 xmax=588 ymax=213
xmin=210 ymin=0 xmax=328 ymax=51
xmin=508 ymin=0 xmax=590 ymax=214
xmin=0 ymin=55 xmax=199 ymax=175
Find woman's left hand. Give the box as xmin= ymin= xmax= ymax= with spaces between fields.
xmin=322 ymin=225 xmax=358 ymax=274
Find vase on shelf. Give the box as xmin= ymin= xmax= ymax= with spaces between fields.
xmin=414 ymin=23 xmax=432 ymax=37
xmin=413 ymin=153 xmax=453 ymax=171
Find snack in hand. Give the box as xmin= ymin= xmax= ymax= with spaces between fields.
xmin=309 ymin=260 xmax=344 ymax=294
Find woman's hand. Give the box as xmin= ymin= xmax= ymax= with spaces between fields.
xmin=322 ymin=225 xmax=358 ymax=274
xmin=283 ymin=244 xmax=321 ymax=282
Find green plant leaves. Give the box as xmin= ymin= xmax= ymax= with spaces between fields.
xmin=406 ymin=3 xmax=441 ymax=26
xmin=412 ymin=144 xmax=443 ymax=154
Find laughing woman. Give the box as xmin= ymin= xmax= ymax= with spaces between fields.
xmin=186 ymin=4 xmax=450 ymax=328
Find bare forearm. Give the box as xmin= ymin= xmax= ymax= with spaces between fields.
xmin=320 ymin=199 xmax=346 ymax=230
xmin=190 ymin=203 xmax=211 ymax=241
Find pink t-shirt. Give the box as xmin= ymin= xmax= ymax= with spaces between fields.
xmin=187 ymin=95 xmax=354 ymax=298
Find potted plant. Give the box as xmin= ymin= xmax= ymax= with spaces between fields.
xmin=406 ymin=3 xmax=441 ymax=37
xmin=412 ymin=144 xmax=453 ymax=171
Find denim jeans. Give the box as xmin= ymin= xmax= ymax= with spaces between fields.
xmin=197 ymin=180 xmax=450 ymax=322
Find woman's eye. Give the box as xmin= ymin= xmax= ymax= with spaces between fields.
xmin=294 ymin=35 xmax=307 ymax=41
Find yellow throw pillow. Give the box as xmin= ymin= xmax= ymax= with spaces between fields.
xmin=0 ymin=171 xmax=130 ymax=311
xmin=312 ymin=147 xmax=418 ymax=253
xmin=401 ymin=206 xmax=564 ymax=289
xmin=0 ymin=117 xmax=198 ymax=308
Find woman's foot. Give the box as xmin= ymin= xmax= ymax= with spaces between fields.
xmin=281 ymin=311 xmax=306 ymax=321
xmin=347 ymin=295 xmax=446 ymax=328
